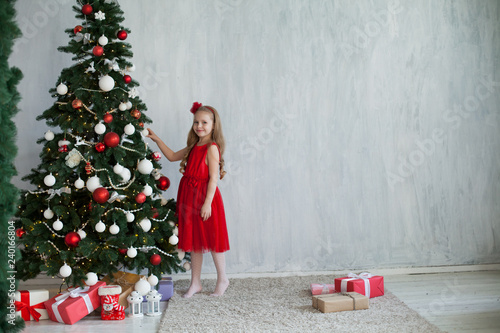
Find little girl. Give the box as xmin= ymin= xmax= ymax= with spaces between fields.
xmin=147 ymin=102 xmax=230 ymax=297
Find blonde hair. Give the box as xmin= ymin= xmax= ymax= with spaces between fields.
xmin=179 ymin=106 xmax=227 ymax=179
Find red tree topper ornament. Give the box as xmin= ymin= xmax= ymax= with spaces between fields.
xmin=93 ymin=45 xmax=104 ymax=57
xmin=104 ymin=132 xmax=120 ymax=148
xmin=117 ymin=30 xmax=127 ymax=40
xmin=74 ymin=25 xmax=83 ymax=34
xmin=93 ymin=187 xmax=110 ymax=204
xmin=135 ymin=192 xmax=146 ymax=204
xmin=81 ymin=4 xmax=93 ymax=15
xmin=95 ymin=142 xmax=106 ymax=152
xmin=72 ymin=99 xmax=82 ymax=109
xmin=157 ymin=176 xmax=170 ymax=191
xmin=190 ymin=102 xmax=202 ymax=114
xmin=150 ymin=254 xmax=161 ymax=266
xmin=103 ymin=112 xmax=113 ymax=123
xmin=123 ymin=75 xmax=131 ymax=84
xmin=65 ymin=232 xmax=81 ymax=248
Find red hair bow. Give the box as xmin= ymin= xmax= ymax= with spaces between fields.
xmin=190 ymin=102 xmax=202 ymax=114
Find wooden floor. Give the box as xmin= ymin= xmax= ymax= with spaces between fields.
xmin=17 ymin=267 xmax=500 ymax=332
xmin=385 ymin=270 xmax=500 ymax=333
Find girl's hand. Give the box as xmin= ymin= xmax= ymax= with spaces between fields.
xmin=146 ymin=128 xmax=159 ymax=142
xmin=200 ymin=203 xmax=212 ymax=221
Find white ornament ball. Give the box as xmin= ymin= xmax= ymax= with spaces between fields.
xmin=127 ymin=64 xmax=136 ymax=72
xmin=141 ymin=128 xmax=149 ymax=137
xmin=125 ymin=101 xmax=133 ymax=110
xmin=94 ymin=122 xmax=106 ymax=135
xmin=127 ymin=247 xmax=137 ymax=258
xmin=95 ymin=220 xmax=106 ymax=233
xmin=183 ymin=262 xmax=191 ymax=271
xmin=109 ymin=223 xmax=120 ymax=235
xmin=147 ymin=274 xmax=159 ymax=287
xmin=176 ymin=249 xmax=185 ymax=260
xmin=168 ymin=221 xmax=175 ymax=227
xmin=173 ymin=227 xmax=179 ymax=236
xmin=43 ymin=208 xmax=54 ymax=219
xmin=98 ymin=35 xmax=108 ymax=46
xmin=59 ymin=263 xmax=72 ymax=277
xmin=52 ymin=219 xmax=63 ymax=231
xmin=113 ymin=163 xmax=124 ymax=174
xmin=56 ymin=83 xmax=68 ymax=95
xmin=118 ymin=102 xmax=127 ymax=111
xmin=99 ymin=75 xmax=115 ymax=92
xmin=44 ymin=130 xmax=55 ymax=141
xmin=169 ymin=234 xmax=179 ymax=245
xmin=143 ymin=184 xmax=153 ymax=196
xmin=137 ymin=159 xmax=154 ymax=175
xmin=44 ymin=173 xmax=56 ymax=187
xmin=126 ymin=212 xmax=135 ymax=222
xmin=85 ymin=272 xmax=98 ymax=286
xmin=134 ymin=278 xmax=151 ymax=296
xmin=124 ymin=123 xmax=135 ymax=135
xmin=86 ymin=176 xmax=101 ymax=192
xmin=119 ymin=168 xmax=131 ymax=182
xmin=139 ymin=218 xmax=151 ymax=232
xmin=74 ymin=177 xmax=85 ymax=189
xmin=77 ymin=229 xmax=86 ymax=239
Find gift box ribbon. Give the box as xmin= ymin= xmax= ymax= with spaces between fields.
xmin=15 ymin=291 xmax=46 ymax=322
xmin=52 ymin=286 xmax=94 ymax=324
xmin=340 ymin=272 xmax=373 ymax=298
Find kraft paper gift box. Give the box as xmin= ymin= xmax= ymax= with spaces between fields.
xmin=310 ymin=283 xmax=336 ymax=296
xmin=312 ymin=294 xmax=337 ymax=309
xmin=44 ymin=281 xmax=105 ymax=325
xmin=334 ymin=272 xmax=384 ymax=298
xmin=316 ymin=292 xmax=369 ymax=313
xmin=101 ymin=271 xmax=144 ymax=308
xmin=14 ymin=289 xmax=49 ymax=321
xmin=144 ymin=276 xmax=173 ymax=302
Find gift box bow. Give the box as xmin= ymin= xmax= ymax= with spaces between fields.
xmin=52 ymin=286 xmax=94 ymax=324
xmin=15 ymin=291 xmax=46 ymax=322
xmin=340 ymin=272 xmax=373 ymax=298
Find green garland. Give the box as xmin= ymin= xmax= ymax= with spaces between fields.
xmin=0 ymin=0 xmax=24 ymax=331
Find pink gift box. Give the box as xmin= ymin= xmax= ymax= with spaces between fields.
xmin=334 ymin=273 xmax=384 ymax=298
xmin=44 ymin=281 xmax=105 ymax=325
xmin=310 ymin=283 xmax=336 ymax=295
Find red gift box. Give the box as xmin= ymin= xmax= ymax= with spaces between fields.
xmin=310 ymin=284 xmax=336 ymax=296
xmin=334 ymin=273 xmax=384 ymax=298
xmin=44 ymin=281 xmax=105 ymax=325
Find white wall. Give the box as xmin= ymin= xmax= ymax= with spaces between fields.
xmin=11 ymin=0 xmax=500 ymax=274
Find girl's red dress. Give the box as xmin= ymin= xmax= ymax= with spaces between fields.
xmin=176 ymin=143 xmax=230 ymax=253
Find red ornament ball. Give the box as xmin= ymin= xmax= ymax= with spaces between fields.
xmin=138 ymin=122 xmax=144 ymax=128
xmin=74 ymin=25 xmax=83 ymax=34
xmin=117 ymin=30 xmax=128 ymax=40
xmin=72 ymin=99 xmax=82 ymax=109
xmin=152 ymin=151 xmax=161 ymax=161
xmin=16 ymin=228 xmax=26 ymax=238
xmin=81 ymin=4 xmax=93 ymax=15
xmin=135 ymin=192 xmax=146 ymax=204
xmin=150 ymin=254 xmax=161 ymax=266
xmin=95 ymin=142 xmax=106 ymax=152
xmin=123 ymin=75 xmax=132 ymax=84
xmin=65 ymin=232 xmax=81 ymax=248
xmin=92 ymin=45 xmax=104 ymax=57
xmin=157 ymin=176 xmax=170 ymax=191
xmin=130 ymin=109 xmax=141 ymax=119
xmin=104 ymin=132 xmax=120 ymax=148
xmin=118 ymin=248 xmax=127 ymax=255
xmin=93 ymin=187 xmax=110 ymax=203
xmin=103 ymin=112 xmax=113 ymax=123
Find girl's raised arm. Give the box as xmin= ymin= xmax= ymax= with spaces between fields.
xmin=146 ymin=128 xmax=187 ymax=162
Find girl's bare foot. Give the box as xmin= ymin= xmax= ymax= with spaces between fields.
xmin=182 ymin=283 xmax=202 ymax=298
xmin=210 ymin=278 xmax=229 ymax=297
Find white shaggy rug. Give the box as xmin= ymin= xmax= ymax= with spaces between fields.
xmin=158 ymin=275 xmax=443 ymax=333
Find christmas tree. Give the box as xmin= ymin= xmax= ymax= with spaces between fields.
xmin=15 ymin=0 xmax=187 ymax=287
xmin=1 ymin=0 xmax=25 ymax=331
